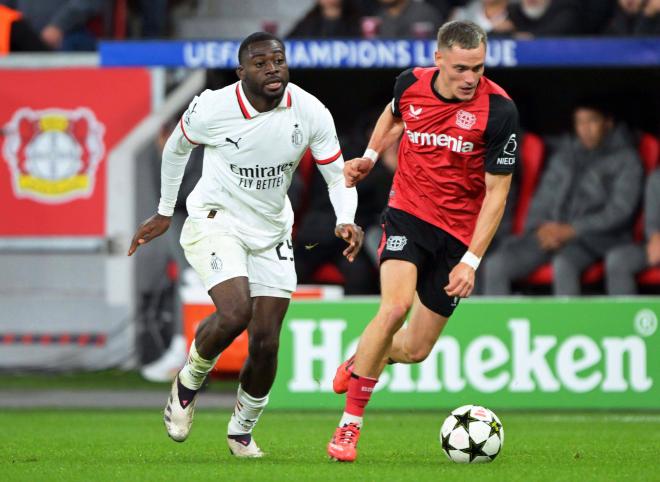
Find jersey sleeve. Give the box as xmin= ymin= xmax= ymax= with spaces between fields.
xmin=483 ymin=95 xmax=519 ymax=174
xmin=391 ymin=68 xmax=417 ymax=118
xmin=309 ymin=104 xmax=342 ymax=165
xmin=179 ymin=90 xmax=213 ymax=146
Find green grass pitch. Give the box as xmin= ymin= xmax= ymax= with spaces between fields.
xmin=2 ymin=410 xmax=659 ymax=481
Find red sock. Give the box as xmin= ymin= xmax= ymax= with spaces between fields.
xmin=345 ymin=373 xmax=378 ymax=417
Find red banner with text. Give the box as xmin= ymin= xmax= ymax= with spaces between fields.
xmin=0 ymin=68 xmax=150 ymax=236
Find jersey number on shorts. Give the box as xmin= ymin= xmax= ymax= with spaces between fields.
xmin=276 ymin=239 xmax=294 ymax=261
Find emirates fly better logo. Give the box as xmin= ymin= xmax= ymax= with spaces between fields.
xmin=2 ymin=107 xmax=105 ymax=203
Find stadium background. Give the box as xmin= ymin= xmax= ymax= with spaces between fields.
xmin=0 ymin=1 xmax=658 ymax=480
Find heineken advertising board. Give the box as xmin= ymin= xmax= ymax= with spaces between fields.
xmin=269 ymin=299 xmax=659 ymax=409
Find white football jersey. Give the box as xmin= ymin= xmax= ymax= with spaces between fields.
xmin=162 ymin=81 xmax=344 ymax=251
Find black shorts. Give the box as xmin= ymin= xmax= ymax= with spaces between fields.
xmin=378 ymin=207 xmax=468 ymax=317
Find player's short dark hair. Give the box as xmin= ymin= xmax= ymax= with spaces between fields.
xmin=437 ymin=21 xmax=487 ymax=51
xmin=238 ymin=32 xmax=285 ymax=65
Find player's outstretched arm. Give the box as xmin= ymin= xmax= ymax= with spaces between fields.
xmin=127 ymin=213 xmax=171 ymax=256
xmin=335 ymin=223 xmax=365 ymax=263
xmin=445 ymin=173 xmax=512 ymax=298
xmin=344 ymin=104 xmax=404 ymax=187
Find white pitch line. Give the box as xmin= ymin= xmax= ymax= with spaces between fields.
xmin=535 ymin=414 xmax=660 ymax=423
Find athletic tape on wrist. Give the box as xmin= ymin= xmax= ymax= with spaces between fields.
xmin=363 ymin=148 xmax=379 ymax=163
xmin=460 ymin=251 xmax=481 ymax=270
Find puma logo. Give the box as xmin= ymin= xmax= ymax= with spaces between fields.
xmin=226 ymin=137 xmax=241 ymax=149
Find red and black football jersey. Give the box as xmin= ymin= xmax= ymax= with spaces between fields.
xmin=389 ymin=66 xmax=518 ymax=246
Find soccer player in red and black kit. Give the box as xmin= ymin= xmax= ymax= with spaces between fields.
xmin=326 ymin=21 xmax=518 ymax=462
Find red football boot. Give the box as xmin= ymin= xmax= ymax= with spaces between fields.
xmin=332 ymin=354 xmax=355 ymax=394
xmin=327 ymin=422 xmax=361 ymax=462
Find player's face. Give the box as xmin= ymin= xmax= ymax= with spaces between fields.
xmin=238 ymin=40 xmax=289 ymax=100
xmin=435 ymin=44 xmax=485 ymax=101
xmin=574 ymin=108 xmax=611 ymax=150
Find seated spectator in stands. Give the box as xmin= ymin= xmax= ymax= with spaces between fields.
xmin=288 ymin=0 xmax=362 ymax=38
xmin=292 ymin=152 xmax=388 ymax=295
xmin=507 ymin=0 xmax=580 ymax=38
xmin=451 ymin=0 xmax=515 ymax=35
xmin=605 ymin=169 xmax=660 ymax=294
xmin=375 ymin=0 xmax=446 ymax=38
xmin=0 ymin=0 xmax=105 ymax=51
xmin=604 ymin=0 xmax=660 ymax=35
xmin=483 ymin=102 xmax=643 ymax=295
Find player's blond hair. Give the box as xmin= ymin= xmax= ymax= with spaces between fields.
xmin=437 ymin=21 xmax=487 ymax=51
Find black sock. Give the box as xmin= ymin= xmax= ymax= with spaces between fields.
xmin=228 ymin=433 xmax=252 ymax=446
xmin=177 ymin=378 xmax=199 ymax=409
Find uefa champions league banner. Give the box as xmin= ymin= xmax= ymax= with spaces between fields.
xmin=99 ymin=38 xmax=660 ymax=69
xmin=269 ymin=299 xmax=660 ymax=409
xmin=0 ymin=68 xmax=150 ymax=237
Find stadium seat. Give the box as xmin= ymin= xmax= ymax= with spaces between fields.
xmin=638 ymin=132 xmax=659 ymax=172
xmin=512 ymin=132 xmax=545 ymax=235
xmin=312 ymin=262 xmax=345 ymax=284
xmin=634 ymin=133 xmax=660 ymax=289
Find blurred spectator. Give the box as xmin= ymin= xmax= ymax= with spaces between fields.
xmin=130 ymin=0 xmax=169 ymax=38
xmin=483 ymin=102 xmax=643 ymax=295
xmin=605 ymin=0 xmax=660 ymax=35
xmin=288 ymin=0 xmax=362 ymax=38
xmin=507 ymin=0 xmax=580 ymax=38
xmin=581 ymin=0 xmax=617 ymax=34
xmin=292 ymin=158 xmax=386 ymax=295
xmin=376 ymin=0 xmax=446 ymax=39
xmin=605 ymin=169 xmax=660 ymax=294
xmin=0 ymin=4 xmax=48 ymax=53
xmin=0 ymin=0 xmax=106 ymax=51
xmin=424 ymin=0 xmax=453 ymax=19
xmin=451 ymin=0 xmax=515 ymax=35
xmin=354 ymin=0 xmax=382 ymax=15
xmin=291 ymin=108 xmax=393 ymax=294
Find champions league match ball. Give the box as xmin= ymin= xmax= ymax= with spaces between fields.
xmin=440 ymin=405 xmax=504 ymax=463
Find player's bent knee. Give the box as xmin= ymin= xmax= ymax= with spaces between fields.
xmin=214 ymin=304 xmax=252 ymax=337
xmin=377 ymin=302 xmax=411 ymax=334
xmin=402 ymin=341 xmax=434 ymax=363
xmin=248 ymin=333 xmax=279 ymax=360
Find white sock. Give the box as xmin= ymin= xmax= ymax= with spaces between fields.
xmin=227 ymin=384 xmax=269 ymax=435
xmin=178 ymin=340 xmax=220 ymax=390
xmin=339 ymin=412 xmax=363 ymax=429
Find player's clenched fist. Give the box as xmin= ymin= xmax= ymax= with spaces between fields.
xmin=444 ymin=262 xmax=475 ymax=299
xmin=343 ymin=157 xmax=374 ymax=187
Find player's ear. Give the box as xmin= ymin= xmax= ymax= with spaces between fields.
xmin=434 ymin=49 xmax=443 ymax=67
xmin=236 ymin=64 xmax=245 ymax=80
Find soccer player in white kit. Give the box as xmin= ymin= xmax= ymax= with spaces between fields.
xmin=128 ymin=32 xmax=364 ymax=457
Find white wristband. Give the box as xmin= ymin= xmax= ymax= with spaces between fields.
xmin=460 ymin=251 xmax=481 ymax=270
xmin=363 ymin=148 xmax=379 ymax=164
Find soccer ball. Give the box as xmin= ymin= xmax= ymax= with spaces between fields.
xmin=439 ymin=405 xmax=503 ymax=463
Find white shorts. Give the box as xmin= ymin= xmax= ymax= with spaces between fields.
xmin=180 ymin=217 xmax=296 ymax=298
